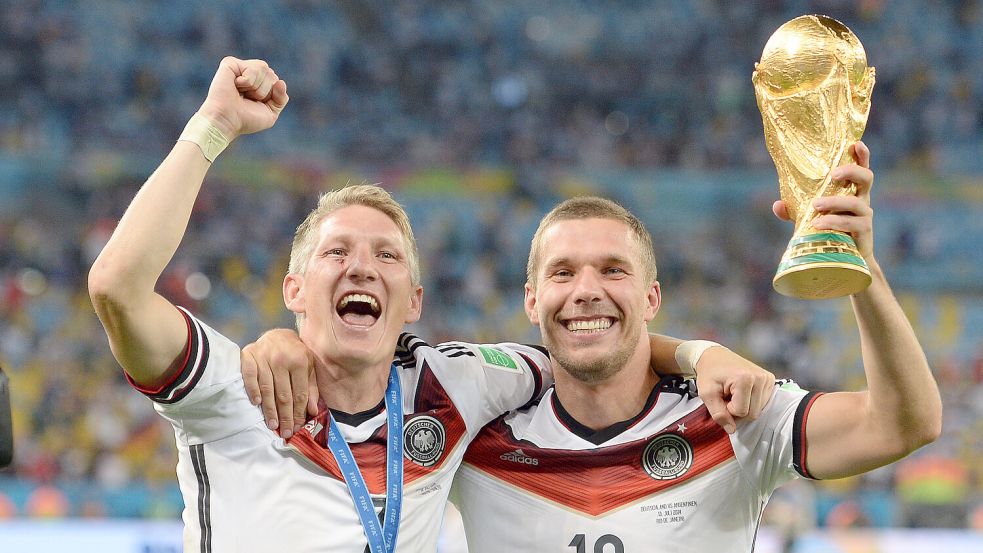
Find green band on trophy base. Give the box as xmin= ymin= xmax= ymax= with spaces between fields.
xmin=787 ymin=232 xmax=858 ymax=248
xmin=774 ymin=231 xmax=871 ymax=299
xmin=778 ymin=252 xmax=868 ymax=272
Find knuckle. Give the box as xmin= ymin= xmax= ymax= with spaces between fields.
xmin=273 ymin=351 xmax=299 ymax=370
xmin=275 ymin=391 xmax=292 ymax=405
xmin=267 ymin=350 xmax=285 ymax=367
xmin=290 ymin=350 xmax=309 ymax=367
xmin=270 ymin=349 xmax=299 ymax=368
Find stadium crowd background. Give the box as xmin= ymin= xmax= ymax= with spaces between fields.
xmin=0 ymin=0 xmax=982 ymax=546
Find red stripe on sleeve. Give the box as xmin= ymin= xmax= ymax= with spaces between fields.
xmin=125 ymin=307 xmax=194 ymax=395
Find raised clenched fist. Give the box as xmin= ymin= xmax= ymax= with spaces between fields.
xmin=197 ymin=56 xmax=289 ymax=141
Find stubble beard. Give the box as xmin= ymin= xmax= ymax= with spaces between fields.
xmin=543 ymin=324 xmax=640 ymax=384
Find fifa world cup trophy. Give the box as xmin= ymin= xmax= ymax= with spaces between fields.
xmin=752 ymin=15 xmax=875 ymax=299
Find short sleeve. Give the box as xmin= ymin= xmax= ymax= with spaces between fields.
xmin=729 ymin=380 xmax=822 ymax=498
xmin=127 ymin=307 xmax=263 ymax=444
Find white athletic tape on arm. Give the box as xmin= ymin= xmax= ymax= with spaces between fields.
xmin=178 ymin=113 xmax=230 ymax=162
xmin=674 ymin=340 xmax=722 ymax=374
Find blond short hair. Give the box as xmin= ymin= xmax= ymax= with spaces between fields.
xmin=288 ymin=184 xmax=421 ymax=286
xmin=526 ymin=196 xmax=658 ymax=288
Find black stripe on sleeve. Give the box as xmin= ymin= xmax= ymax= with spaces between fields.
xmin=190 ymin=444 xmax=212 ymax=553
xmin=396 ymin=332 xmax=413 ymax=351
xmin=396 ymin=332 xmax=426 ymax=367
xmin=395 ymin=351 xmax=416 ymax=368
xmin=792 ymin=391 xmax=824 ymax=480
xmin=517 ymin=352 xmax=545 ymax=410
xmin=153 ymin=312 xmax=211 ymax=404
xmin=128 ymin=307 xmax=207 ymax=404
xmin=397 ymin=332 xmax=428 ymax=355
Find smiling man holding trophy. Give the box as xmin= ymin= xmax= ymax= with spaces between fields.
xmin=753 ymin=14 xmax=876 ymax=299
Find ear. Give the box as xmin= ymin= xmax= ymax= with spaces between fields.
xmin=524 ymin=282 xmax=540 ymax=326
xmin=403 ymin=285 xmax=424 ymax=324
xmin=283 ymin=274 xmax=305 ymax=314
xmin=643 ymin=280 xmax=661 ymax=322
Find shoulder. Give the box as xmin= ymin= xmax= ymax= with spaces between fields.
xmin=396 ymin=332 xmax=549 ymax=374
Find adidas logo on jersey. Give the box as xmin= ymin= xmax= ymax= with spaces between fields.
xmin=303 ymin=419 xmax=323 ymax=436
xmin=500 ymin=449 xmax=539 ymax=466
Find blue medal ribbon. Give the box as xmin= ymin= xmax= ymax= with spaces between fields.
xmin=326 ymin=364 xmax=404 ymax=553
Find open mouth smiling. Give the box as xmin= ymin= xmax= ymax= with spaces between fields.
xmin=336 ymin=293 xmax=381 ymax=326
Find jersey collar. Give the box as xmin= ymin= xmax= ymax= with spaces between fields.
xmin=550 ymin=378 xmax=665 ymax=445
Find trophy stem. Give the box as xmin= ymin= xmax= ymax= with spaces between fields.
xmin=773 ymin=230 xmax=871 ymax=299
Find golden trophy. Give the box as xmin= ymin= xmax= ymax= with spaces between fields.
xmin=752 ymin=15 xmax=874 ymax=299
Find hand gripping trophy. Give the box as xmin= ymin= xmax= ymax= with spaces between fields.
xmin=753 ymin=15 xmax=875 ymax=299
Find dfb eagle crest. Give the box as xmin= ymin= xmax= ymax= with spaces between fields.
xmin=641 ymin=433 xmax=694 ymax=480
xmin=402 ymin=415 xmax=446 ymax=467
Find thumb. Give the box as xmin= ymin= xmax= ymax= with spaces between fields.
xmin=702 ymin=387 xmax=737 ymax=434
xmin=772 ymin=200 xmax=792 ymax=221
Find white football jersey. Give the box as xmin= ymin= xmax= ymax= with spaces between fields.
xmin=128 ymin=307 xmax=551 ymax=553
xmin=452 ymin=377 xmax=820 ymax=553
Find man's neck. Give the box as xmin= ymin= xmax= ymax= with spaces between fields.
xmin=552 ymin=352 xmax=658 ymax=431
xmin=313 ymin=358 xmax=392 ymax=415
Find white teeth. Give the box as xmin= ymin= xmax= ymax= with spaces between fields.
xmin=566 ymin=318 xmax=611 ymax=332
xmin=339 ymin=293 xmax=379 ymax=313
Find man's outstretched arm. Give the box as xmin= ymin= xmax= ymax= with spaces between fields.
xmin=780 ymin=142 xmax=942 ymax=480
xmin=88 ymin=57 xmax=288 ymax=387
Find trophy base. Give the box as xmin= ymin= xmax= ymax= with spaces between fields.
xmin=773 ymin=232 xmax=872 ymax=299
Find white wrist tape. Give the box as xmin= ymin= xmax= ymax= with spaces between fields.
xmin=674 ymin=340 xmax=722 ymax=374
xmin=178 ymin=113 xmax=230 ymax=162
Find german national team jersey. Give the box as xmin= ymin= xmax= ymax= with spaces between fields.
xmin=127 ymin=307 xmax=550 ymax=553
xmin=453 ymin=376 xmax=821 ymax=553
